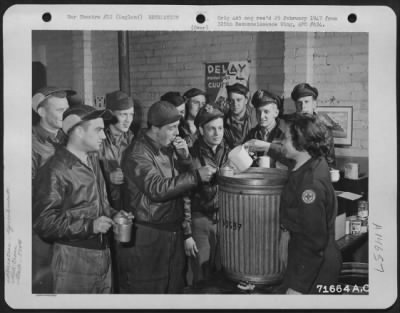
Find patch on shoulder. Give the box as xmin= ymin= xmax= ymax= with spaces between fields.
xmin=301 ymin=189 xmax=316 ymax=204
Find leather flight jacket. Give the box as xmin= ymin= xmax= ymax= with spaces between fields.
xmin=121 ymin=132 xmax=200 ymax=232
xmin=33 ymin=147 xmax=116 ymax=250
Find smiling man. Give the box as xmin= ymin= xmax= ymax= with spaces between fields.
xmin=33 ymin=105 xmax=127 ymax=293
xmin=32 ymin=86 xmax=75 ymax=180
xmin=187 ymin=104 xmax=229 ymax=286
xmin=120 ymin=100 xmax=216 ymax=294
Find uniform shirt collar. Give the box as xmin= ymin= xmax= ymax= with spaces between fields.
xmin=106 ymin=125 xmax=130 ymax=145
xmin=33 ymin=123 xmax=62 ymax=143
xmin=226 ymin=107 xmax=251 ymax=126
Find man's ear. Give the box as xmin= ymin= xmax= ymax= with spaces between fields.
xmin=73 ymin=124 xmax=85 ymax=139
xmin=199 ymin=126 xmax=204 ymax=136
xmin=312 ymin=99 xmax=318 ymax=111
xmin=37 ymin=106 xmax=46 ymax=119
xmin=273 ymin=104 xmax=280 ymax=118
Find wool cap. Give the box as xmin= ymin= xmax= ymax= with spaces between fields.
xmin=183 ymin=88 xmax=207 ymax=100
xmin=62 ymin=104 xmax=113 ymax=134
xmin=291 ymin=83 xmax=319 ymax=101
xmin=105 ymin=90 xmax=134 ymax=111
xmin=32 ymin=86 xmax=76 ymax=112
xmin=251 ymin=89 xmax=284 ymax=113
xmin=226 ymin=83 xmax=249 ymax=96
xmin=160 ymin=91 xmax=185 ymax=107
xmin=194 ymin=104 xmax=224 ymax=128
xmin=147 ymin=101 xmax=182 ymax=127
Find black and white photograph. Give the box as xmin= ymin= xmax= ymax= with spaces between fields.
xmin=3 ymin=4 xmax=397 ymax=310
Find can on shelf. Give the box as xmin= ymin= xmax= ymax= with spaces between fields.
xmin=350 ymin=219 xmax=362 ymax=235
xmin=346 ymin=216 xmax=357 ymax=235
xmin=357 ymin=200 xmax=369 ymax=218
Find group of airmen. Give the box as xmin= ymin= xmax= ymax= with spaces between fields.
xmin=32 ymin=81 xmax=341 ymax=295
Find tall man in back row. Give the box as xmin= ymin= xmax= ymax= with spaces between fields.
xmin=32 ymin=87 xmax=74 ymax=179
xmin=31 ymin=86 xmax=74 ymax=293
xmin=223 ymin=83 xmax=257 ymax=149
xmin=120 ymin=101 xmax=216 ymax=293
xmin=291 ymin=83 xmax=336 ymax=167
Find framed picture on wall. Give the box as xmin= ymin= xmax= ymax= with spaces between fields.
xmin=315 ymin=106 xmax=353 ymax=146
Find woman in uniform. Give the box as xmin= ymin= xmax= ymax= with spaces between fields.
xmin=274 ymin=113 xmax=342 ymax=294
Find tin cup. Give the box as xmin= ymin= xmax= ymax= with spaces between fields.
xmin=220 ymin=166 xmax=234 ymax=177
xmin=113 ymin=214 xmax=133 ymax=243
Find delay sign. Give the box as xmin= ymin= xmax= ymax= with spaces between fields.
xmin=205 ymin=60 xmax=250 ymax=103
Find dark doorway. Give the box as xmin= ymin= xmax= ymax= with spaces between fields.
xmin=32 ymin=61 xmax=47 ymax=95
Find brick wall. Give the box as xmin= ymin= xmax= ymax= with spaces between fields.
xmin=129 ymin=31 xmax=285 ymax=127
xmin=32 ymin=30 xmax=368 ymax=163
xmin=32 ymin=31 xmax=121 ymax=107
xmin=91 ymin=31 xmax=120 ymax=103
xmin=284 ymin=32 xmax=368 ymax=162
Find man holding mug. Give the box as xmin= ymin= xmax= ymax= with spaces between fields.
xmin=187 ymin=104 xmax=229 ymax=285
xmin=33 ymin=105 xmax=131 ymax=293
xmin=244 ymin=89 xmax=286 ymax=168
xmin=99 ymin=90 xmax=135 ymax=211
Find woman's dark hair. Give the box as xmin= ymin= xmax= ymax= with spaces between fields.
xmin=285 ymin=113 xmax=330 ymax=158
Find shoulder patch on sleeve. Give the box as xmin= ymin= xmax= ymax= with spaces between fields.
xmin=301 ymin=189 xmax=316 ymax=204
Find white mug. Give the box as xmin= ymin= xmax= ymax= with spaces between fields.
xmin=227 ymin=145 xmax=253 ymax=173
xmin=330 ymin=169 xmax=340 ymax=182
xmin=258 ymin=156 xmax=270 ymax=168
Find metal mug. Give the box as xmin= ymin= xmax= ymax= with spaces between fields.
xmin=344 ymin=162 xmax=359 ymax=179
xmin=113 ymin=215 xmax=133 ymax=243
xmin=220 ymin=166 xmax=234 ymax=177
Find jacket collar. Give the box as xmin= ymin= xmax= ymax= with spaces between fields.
xmin=142 ymin=132 xmax=174 ymax=155
xmin=196 ymin=136 xmax=226 ymax=156
xmin=55 ymin=146 xmax=96 ymax=169
xmin=105 ymin=125 xmax=131 ymax=146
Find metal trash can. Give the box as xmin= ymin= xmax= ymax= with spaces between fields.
xmin=218 ymin=167 xmax=288 ymax=285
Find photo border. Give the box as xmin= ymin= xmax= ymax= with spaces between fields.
xmin=3 ymin=5 xmax=398 ymax=309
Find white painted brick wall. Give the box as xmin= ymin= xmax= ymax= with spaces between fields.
xmin=33 ymin=30 xmax=367 ymax=158
xmin=129 ymin=31 xmax=286 ymax=127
